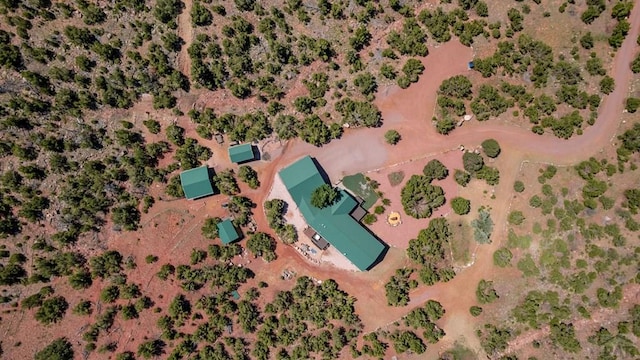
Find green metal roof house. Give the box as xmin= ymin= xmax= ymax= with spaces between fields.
xmin=278 ymin=156 xmax=386 ymax=271
xmin=217 ymin=219 xmax=240 ymax=244
xmin=180 ymin=166 xmax=214 ymax=200
xmin=228 ymin=143 xmax=255 ymax=164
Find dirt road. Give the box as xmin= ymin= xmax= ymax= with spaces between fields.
xmin=177 ymin=0 xmax=193 ymax=79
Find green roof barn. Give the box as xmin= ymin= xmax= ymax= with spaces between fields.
xmin=228 ymin=144 xmax=255 ymax=163
xmin=180 ymin=166 xmax=214 ymax=200
xmin=279 ymin=156 xmax=386 ymax=271
xmin=217 ymin=219 xmax=240 ymax=244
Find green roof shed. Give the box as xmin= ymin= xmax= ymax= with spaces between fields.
xmin=180 ymin=166 xmax=214 ymax=200
xmin=217 ymin=219 xmax=240 ymax=244
xmin=228 ymin=144 xmax=255 ymax=163
xmin=279 ymin=156 xmax=386 ymax=271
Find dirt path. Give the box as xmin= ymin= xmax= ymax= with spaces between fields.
xmin=374 ymin=1 xmax=640 ymax=168
xmin=177 ymin=0 xmax=193 ymax=79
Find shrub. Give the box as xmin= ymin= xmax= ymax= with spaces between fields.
xmin=73 ymin=300 xmax=92 ymax=315
xmin=35 ymin=296 xmax=69 ymax=324
xmin=463 ymin=152 xmax=484 ymax=174
xmin=470 ymin=306 xmax=483 ymax=317
xmin=423 ymin=159 xmax=449 ymax=182
xmin=513 ymin=180 xmax=525 ymax=193
xmin=481 ymin=139 xmax=501 ymax=158
xmin=471 ymin=210 xmax=493 ymax=243
xmin=454 ymin=169 xmax=471 ymax=186
xmin=493 ymin=248 xmax=513 ymax=267
xmin=100 ymin=285 xmax=120 ymax=303
xmin=476 ymin=279 xmax=499 ymax=304
xmin=247 ymin=232 xmax=277 ymax=262
xmin=385 ymin=130 xmax=401 ymax=145
xmin=508 ymin=211 xmax=525 ymax=225
xmin=625 ymin=97 xmax=640 ymax=113
xmin=517 ymin=254 xmax=540 ymax=277
xmin=451 ymin=197 xmax=471 ymax=215
xmin=201 ymin=217 xmax=222 ymax=239
xmin=238 ymin=165 xmax=260 ymax=189
xmin=35 ymin=338 xmax=74 ymax=360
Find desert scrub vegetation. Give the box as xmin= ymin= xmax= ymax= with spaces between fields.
xmin=385 ymin=217 xmax=456 ymax=306
xmin=0 ymin=0 xmax=637 ymax=358
xmin=434 ymin=2 xmax=629 ymax=139
xmin=264 ymin=199 xmax=297 ymax=244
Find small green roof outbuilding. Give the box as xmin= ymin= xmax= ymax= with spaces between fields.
xmin=217 ymin=219 xmax=240 ymax=244
xmin=228 ymin=144 xmax=255 ymax=163
xmin=278 ymin=156 xmax=386 ymax=271
xmin=180 ymin=166 xmax=214 ymax=200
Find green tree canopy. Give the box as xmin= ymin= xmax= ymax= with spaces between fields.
xmin=422 ymin=159 xmax=449 ymax=182
xmin=451 ymin=197 xmax=471 ymax=215
xmin=401 ymin=175 xmax=446 ymax=219
xmin=35 ymin=338 xmax=74 ymax=360
xmin=481 ymin=139 xmax=501 ymax=158
xmin=385 ymin=129 xmax=401 ymax=145
xmin=463 ymin=152 xmax=485 ymax=174
xmin=310 ymin=184 xmax=340 ymax=209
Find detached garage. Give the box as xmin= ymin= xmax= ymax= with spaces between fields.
xmin=180 ymin=166 xmax=214 ymax=200
xmin=217 ymin=219 xmax=240 ymax=244
xmin=228 ymin=144 xmax=255 ymax=164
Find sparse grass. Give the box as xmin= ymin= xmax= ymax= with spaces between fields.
xmin=441 ymin=341 xmax=477 ymax=360
xmin=450 ymin=221 xmax=472 ymax=266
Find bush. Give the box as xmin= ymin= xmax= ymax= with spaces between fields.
xmin=385 ymin=268 xmax=415 ymax=306
xmin=481 ymin=139 xmax=501 ymax=158
xmin=73 ymin=300 xmax=92 ymax=315
xmin=508 ymin=211 xmax=525 ymax=225
xmin=469 ymin=306 xmax=483 ymax=317
xmin=454 ymin=169 xmax=471 ymax=186
xmin=471 ymin=210 xmax=493 ymax=244
xmin=201 ymin=217 xmax=222 ymax=239
xmin=385 ymin=130 xmax=401 ymax=145
xmin=238 ymin=165 xmax=260 ymax=189
xmin=463 ymin=152 xmax=484 ymax=174
xmin=451 ymin=197 xmax=471 ymax=215
xmin=310 ymin=184 xmax=340 ymax=209
xmin=599 ymin=76 xmax=615 ymax=94
xmin=493 ymin=248 xmax=513 ymax=267
xmin=513 ymin=180 xmax=525 ymax=193
xmin=100 ymin=285 xmax=120 ymax=303
xmin=423 ymin=159 xmax=449 ymax=182
xmin=137 ymin=339 xmax=165 ymax=359
xmin=143 ymin=119 xmax=161 ymax=134
xmin=625 ymin=97 xmax=640 ymax=113
xmin=35 ymin=296 xmax=69 ymax=324
xmin=35 ymin=338 xmax=74 ymax=360
xmin=517 ymin=254 xmax=540 ymax=277
xmin=476 ymin=279 xmax=499 ymax=304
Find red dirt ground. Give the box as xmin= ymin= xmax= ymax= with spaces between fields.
xmin=4 ymin=3 xmax=640 ymax=358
